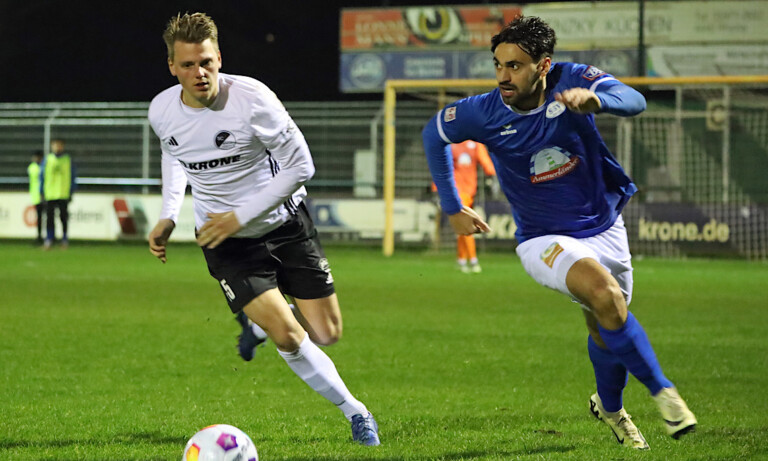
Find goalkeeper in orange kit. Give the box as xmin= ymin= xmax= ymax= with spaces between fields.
xmin=435 ymin=140 xmax=496 ymax=273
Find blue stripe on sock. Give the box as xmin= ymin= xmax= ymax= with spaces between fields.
xmin=588 ymin=335 xmax=628 ymax=412
xmin=598 ymin=312 xmax=674 ymax=395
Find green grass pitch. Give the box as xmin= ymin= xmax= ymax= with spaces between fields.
xmin=1 ymin=240 xmax=767 ymax=460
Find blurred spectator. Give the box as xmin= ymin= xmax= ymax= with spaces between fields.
xmin=28 ymin=150 xmax=45 ymax=244
xmin=42 ymin=139 xmax=76 ymax=249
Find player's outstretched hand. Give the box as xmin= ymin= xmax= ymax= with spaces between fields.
xmin=197 ymin=211 xmax=243 ymax=249
xmin=448 ymin=206 xmax=491 ymax=236
xmin=555 ymin=88 xmax=601 ymax=114
xmin=149 ymin=218 xmax=175 ymax=263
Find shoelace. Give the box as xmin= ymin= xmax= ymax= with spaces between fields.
xmin=352 ymin=417 xmax=375 ymax=439
xmin=617 ymin=415 xmax=642 ymax=441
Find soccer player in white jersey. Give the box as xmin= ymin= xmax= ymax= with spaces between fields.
xmin=147 ymin=12 xmax=379 ymax=446
xmin=423 ymin=16 xmax=696 ymax=450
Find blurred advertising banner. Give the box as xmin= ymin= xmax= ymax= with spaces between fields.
xmin=467 ymin=200 xmax=767 ymax=259
xmin=340 ymin=47 xmax=639 ymax=92
xmin=646 ymin=44 xmax=768 ymax=77
xmin=340 ymin=6 xmax=521 ymax=51
xmin=340 ymin=1 xmax=768 ymax=92
xmin=524 ymin=1 xmax=768 ymax=49
xmin=0 ymin=192 xmax=197 ymax=242
xmin=2 ymin=192 xmax=765 ymax=258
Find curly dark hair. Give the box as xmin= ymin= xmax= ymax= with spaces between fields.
xmin=491 ymin=16 xmax=557 ymax=61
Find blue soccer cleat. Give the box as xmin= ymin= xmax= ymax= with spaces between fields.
xmin=350 ymin=412 xmax=380 ymax=446
xmin=235 ymin=311 xmax=265 ymax=361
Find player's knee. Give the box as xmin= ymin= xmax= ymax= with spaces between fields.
xmin=586 ymin=283 xmax=625 ymax=320
xmin=270 ymin=326 xmax=306 ymax=352
xmin=313 ymin=322 xmax=342 ymax=346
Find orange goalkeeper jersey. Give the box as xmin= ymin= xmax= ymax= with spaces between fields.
xmin=448 ymin=140 xmax=496 ymax=197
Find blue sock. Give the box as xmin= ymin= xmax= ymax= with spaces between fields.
xmin=598 ymin=312 xmax=674 ymax=395
xmin=587 ymin=335 xmax=628 ymax=412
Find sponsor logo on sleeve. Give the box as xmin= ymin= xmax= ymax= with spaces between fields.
xmin=541 ymin=242 xmax=565 ymax=268
xmin=582 ymin=66 xmax=606 ymax=81
xmin=444 ymin=106 xmax=457 ymax=122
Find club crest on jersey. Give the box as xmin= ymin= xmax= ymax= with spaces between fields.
xmin=444 ymin=106 xmax=457 ymax=122
xmin=529 ymin=146 xmax=580 ymax=184
xmin=214 ymin=131 xmax=236 ymax=149
xmin=582 ymin=66 xmax=606 ymax=81
xmin=546 ymin=101 xmax=566 ymax=119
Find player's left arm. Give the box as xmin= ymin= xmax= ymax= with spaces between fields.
xmin=556 ymin=79 xmax=646 ymax=116
xmin=199 ymin=90 xmax=314 ymax=249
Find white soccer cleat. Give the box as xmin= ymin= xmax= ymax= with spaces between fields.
xmin=590 ymin=393 xmax=649 ymax=450
xmin=470 ymin=263 xmax=482 ymax=273
xmin=653 ymin=387 xmax=697 ymax=439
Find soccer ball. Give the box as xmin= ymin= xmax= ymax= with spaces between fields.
xmin=182 ymin=424 xmax=258 ymax=461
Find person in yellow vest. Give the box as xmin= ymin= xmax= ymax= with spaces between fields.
xmin=28 ymin=150 xmax=46 ymax=244
xmin=41 ymin=139 xmax=76 ymax=249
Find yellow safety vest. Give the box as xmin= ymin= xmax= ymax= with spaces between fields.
xmin=28 ymin=162 xmax=41 ymax=205
xmin=43 ymin=153 xmax=72 ymax=201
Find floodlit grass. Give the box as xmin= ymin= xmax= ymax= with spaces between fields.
xmin=1 ymin=240 xmax=767 ymax=460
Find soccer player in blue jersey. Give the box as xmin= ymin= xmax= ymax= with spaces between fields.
xmin=423 ymin=16 xmax=696 ymax=450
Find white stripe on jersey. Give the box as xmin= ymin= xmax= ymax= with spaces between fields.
xmin=148 ymin=73 xmax=313 ymax=238
xmin=589 ymin=76 xmax=616 ymax=93
xmin=436 ymin=109 xmax=453 ymax=144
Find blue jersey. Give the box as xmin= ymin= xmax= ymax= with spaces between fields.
xmin=423 ymin=62 xmax=644 ymax=243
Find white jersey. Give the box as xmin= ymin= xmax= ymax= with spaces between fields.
xmin=148 ymin=73 xmax=314 ymax=238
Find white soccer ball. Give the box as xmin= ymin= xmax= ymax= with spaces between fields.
xmin=182 ymin=424 xmax=258 ymax=461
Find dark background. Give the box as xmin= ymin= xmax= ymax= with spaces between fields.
xmin=4 ymin=0 xmax=571 ymax=103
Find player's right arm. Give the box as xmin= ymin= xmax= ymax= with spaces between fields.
xmin=149 ymin=218 xmax=175 ymax=263
xmin=422 ymin=101 xmax=490 ymax=235
xmin=149 ymin=151 xmax=187 ymax=262
xmin=148 ymin=94 xmax=188 ymax=262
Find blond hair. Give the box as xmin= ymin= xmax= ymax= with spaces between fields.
xmin=163 ymin=12 xmax=219 ymax=61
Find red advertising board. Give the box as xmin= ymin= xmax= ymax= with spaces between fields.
xmin=341 ymin=6 xmax=523 ymax=51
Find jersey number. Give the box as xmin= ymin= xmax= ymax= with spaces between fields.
xmin=220 ymin=279 xmax=236 ymax=301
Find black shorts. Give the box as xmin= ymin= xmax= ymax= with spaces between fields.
xmin=201 ymin=203 xmax=335 ymax=313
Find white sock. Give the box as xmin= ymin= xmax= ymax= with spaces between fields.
xmin=278 ymin=335 xmax=368 ymax=420
xmin=249 ymin=322 xmax=268 ymax=340
xmin=246 ymin=305 xmax=296 ymax=341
